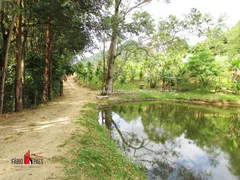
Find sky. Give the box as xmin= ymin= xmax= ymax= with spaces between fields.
xmin=141 ymin=0 xmax=240 ymax=45
xmin=143 ymin=0 xmax=240 ymax=27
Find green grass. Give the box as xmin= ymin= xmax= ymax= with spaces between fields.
xmin=64 ymin=104 xmax=146 ymax=180
xmin=76 ymin=76 xmax=102 ymax=90
xmin=136 ymin=91 xmax=240 ymax=105
xmin=76 ymin=77 xmax=240 ymax=105
xmin=97 ymin=91 xmax=240 ymax=109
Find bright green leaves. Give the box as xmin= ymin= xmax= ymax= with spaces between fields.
xmin=131 ymin=11 xmax=155 ymax=36
xmin=74 ymin=62 xmax=87 ymax=80
xmin=187 ymin=45 xmax=220 ymax=88
xmin=232 ymin=59 xmax=240 ymax=70
xmin=227 ymin=21 xmax=240 ymax=57
xmin=87 ymin=62 xmax=94 ymax=81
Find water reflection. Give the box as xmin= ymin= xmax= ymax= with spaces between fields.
xmin=99 ymin=102 xmax=240 ymax=180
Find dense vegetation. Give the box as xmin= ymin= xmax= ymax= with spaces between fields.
xmin=0 ymin=0 xmax=104 ymax=113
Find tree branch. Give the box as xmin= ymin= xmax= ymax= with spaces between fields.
xmin=125 ymin=0 xmax=151 ymax=15
xmin=116 ymin=0 xmax=123 ymax=10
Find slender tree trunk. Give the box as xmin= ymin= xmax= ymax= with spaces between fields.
xmin=104 ymin=109 xmax=112 ymax=134
xmin=101 ymin=34 xmax=106 ymax=94
xmin=105 ymin=0 xmax=120 ymax=95
xmin=22 ymin=26 xmax=27 ymax=105
xmin=34 ymin=83 xmax=37 ymax=106
xmin=48 ymin=43 xmax=52 ymax=101
xmin=162 ymin=79 xmax=165 ymax=91
xmin=0 ymin=9 xmax=18 ymax=114
xmin=176 ymin=80 xmax=179 ymax=91
xmin=15 ymin=0 xmax=23 ymax=112
xmin=22 ymin=0 xmax=27 ymax=106
xmin=43 ymin=18 xmax=51 ymax=103
xmin=12 ymin=82 xmax=15 ymax=112
xmin=60 ymin=79 xmax=63 ymax=96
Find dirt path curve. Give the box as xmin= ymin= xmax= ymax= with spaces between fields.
xmin=0 ymin=76 xmax=96 ymax=180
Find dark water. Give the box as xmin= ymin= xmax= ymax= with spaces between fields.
xmin=98 ymin=101 xmax=240 ymax=180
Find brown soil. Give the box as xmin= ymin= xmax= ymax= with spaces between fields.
xmin=0 ymin=76 xmax=96 ymax=180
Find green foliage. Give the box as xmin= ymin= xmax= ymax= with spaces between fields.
xmin=95 ymin=61 xmax=103 ymax=82
xmin=187 ymin=45 xmax=220 ymax=89
xmin=139 ymin=68 xmax=144 ymax=81
xmin=74 ymin=61 xmax=105 ymax=88
xmin=0 ymin=0 xmax=107 ymax=112
xmin=206 ymin=28 xmax=228 ymax=55
xmin=131 ymin=11 xmax=155 ymax=36
xmin=119 ymin=72 xmax=127 ymax=86
xmin=24 ymin=52 xmax=45 ymax=106
xmin=232 ymin=58 xmax=240 ymax=70
xmin=74 ymin=62 xmax=87 ymax=80
xmin=86 ymin=62 xmax=94 ymax=81
xmin=226 ymin=21 xmax=240 ymax=56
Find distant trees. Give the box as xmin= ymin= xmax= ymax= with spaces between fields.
xmin=227 ymin=21 xmax=240 ymax=57
xmin=0 ymin=0 xmax=19 ymax=113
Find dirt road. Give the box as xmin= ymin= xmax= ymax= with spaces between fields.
xmin=0 ymin=76 xmax=96 ymax=180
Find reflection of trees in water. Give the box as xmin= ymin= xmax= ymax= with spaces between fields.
xmin=101 ymin=108 xmax=211 ymax=180
xmin=225 ymin=114 xmax=240 ymax=177
xmin=228 ymin=114 xmax=240 ymax=144
xmin=103 ymin=102 xmax=240 ymax=179
xmin=149 ymin=161 xmax=211 ymax=180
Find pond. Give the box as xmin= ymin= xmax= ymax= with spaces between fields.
xmin=98 ymin=101 xmax=240 ymax=180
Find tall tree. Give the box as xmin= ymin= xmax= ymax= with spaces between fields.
xmin=0 ymin=0 xmax=20 ymax=114
xmin=43 ymin=17 xmax=51 ymax=103
xmin=105 ymin=0 xmax=155 ymax=94
xmin=105 ymin=0 xmax=120 ymax=94
xmin=33 ymin=0 xmax=105 ymax=102
xmin=15 ymin=0 xmax=23 ymax=111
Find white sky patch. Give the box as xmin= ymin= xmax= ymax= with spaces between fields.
xmin=143 ymin=0 xmax=240 ymax=27
xmin=142 ymin=0 xmax=240 ymax=45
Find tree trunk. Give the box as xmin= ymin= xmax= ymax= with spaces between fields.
xmin=176 ymin=80 xmax=179 ymax=91
xmin=0 ymin=8 xmax=18 ymax=114
xmin=60 ymin=79 xmax=63 ymax=96
xmin=105 ymin=33 xmax=117 ymax=94
xmin=104 ymin=109 xmax=112 ymax=133
xmin=12 ymin=83 xmax=15 ymax=112
xmin=43 ymin=18 xmax=51 ymax=103
xmin=48 ymin=43 xmax=53 ymax=101
xmin=15 ymin=0 xmax=23 ymax=112
xmin=22 ymin=0 xmax=27 ymax=106
xmin=22 ymin=26 xmax=28 ymax=106
xmin=105 ymin=0 xmax=120 ymax=95
xmin=101 ymin=34 xmax=106 ymax=95
xmin=162 ymin=80 xmax=165 ymax=91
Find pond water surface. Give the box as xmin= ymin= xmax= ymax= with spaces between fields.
xmin=98 ymin=101 xmax=240 ymax=180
